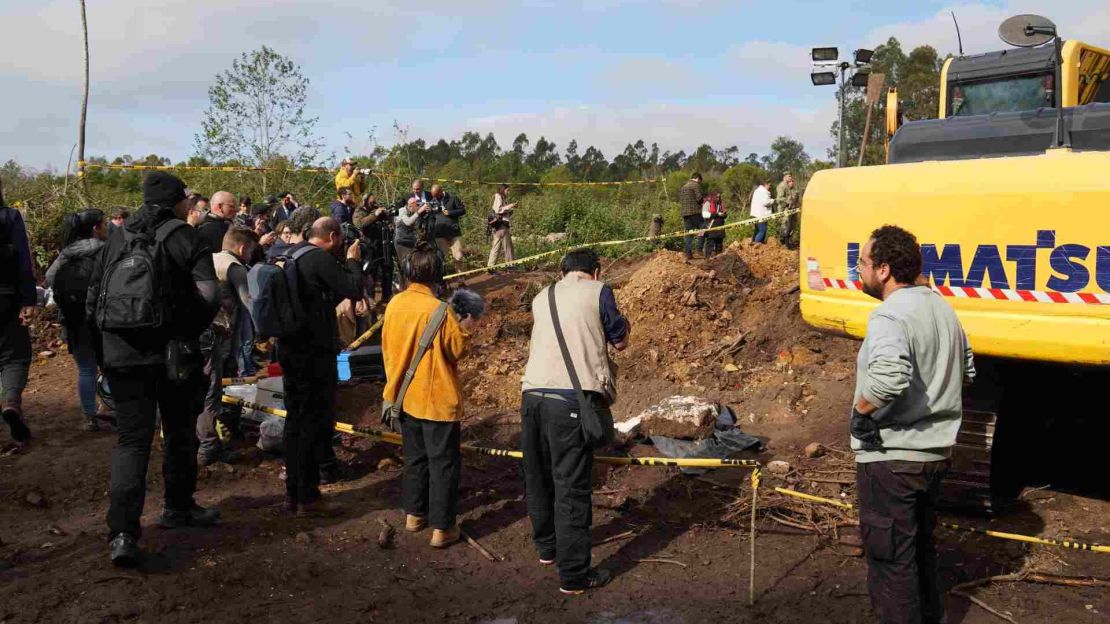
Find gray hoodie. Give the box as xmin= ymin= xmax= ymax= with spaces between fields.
xmin=45 ymin=238 xmax=105 ymax=289
xmin=852 ymin=285 xmax=976 ymax=463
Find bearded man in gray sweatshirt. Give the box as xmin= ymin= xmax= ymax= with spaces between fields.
xmin=851 ymin=225 xmax=975 ymax=624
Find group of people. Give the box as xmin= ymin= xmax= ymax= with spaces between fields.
xmin=331 ymin=158 xmax=522 ymax=275
xmin=678 ymin=170 xmax=801 ymax=259
xmin=1 ymin=162 xmax=975 ymax=618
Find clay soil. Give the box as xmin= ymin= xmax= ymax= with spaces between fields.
xmin=2 ymin=241 xmax=1107 ymax=623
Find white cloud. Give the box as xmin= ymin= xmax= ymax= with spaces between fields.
xmin=862 ymin=2 xmax=1110 ymax=57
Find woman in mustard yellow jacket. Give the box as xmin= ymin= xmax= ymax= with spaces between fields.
xmin=381 ymin=245 xmax=473 ymax=548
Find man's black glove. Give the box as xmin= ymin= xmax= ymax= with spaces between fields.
xmin=850 ymin=408 xmax=884 ymax=451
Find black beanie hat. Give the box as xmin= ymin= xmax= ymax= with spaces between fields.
xmin=142 ymin=171 xmax=188 ymax=207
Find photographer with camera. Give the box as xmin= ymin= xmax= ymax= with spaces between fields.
xmin=394 ymin=197 xmax=433 ymax=268
xmin=428 ymin=184 xmax=466 ymax=274
xmin=335 ymin=158 xmax=365 ymax=199
xmin=354 ymin=193 xmax=395 ymax=303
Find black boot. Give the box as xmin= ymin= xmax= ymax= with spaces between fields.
xmin=158 ymin=504 xmax=221 ymax=529
xmin=109 ymin=533 xmax=140 ymax=567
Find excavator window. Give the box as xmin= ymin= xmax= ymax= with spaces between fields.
xmin=949 ymin=72 xmax=1054 ymax=116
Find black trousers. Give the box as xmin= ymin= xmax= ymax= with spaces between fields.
xmin=400 ymin=413 xmax=461 ymax=529
xmin=857 ymin=459 xmax=950 ymax=624
xmin=520 ymin=392 xmax=598 ymax=584
xmin=0 ymin=317 xmax=31 ymax=414
xmin=279 ymin=349 xmax=337 ymax=504
xmin=104 ymin=365 xmax=205 ymax=539
xmin=682 ymin=215 xmax=705 ymax=256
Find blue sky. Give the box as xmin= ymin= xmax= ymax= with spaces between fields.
xmin=1 ymin=1 xmax=1106 ymax=171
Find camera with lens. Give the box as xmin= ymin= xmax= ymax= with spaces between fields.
xmin=341 ymin=221 xmax=374 ymax=271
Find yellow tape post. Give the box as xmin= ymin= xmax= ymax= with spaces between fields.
xmin=772 ymin=487 xmax=1110 ymax=554
xmin=220 ymin=395 xmax=760 ymax=470
xmin=445 ymin=209 xmax=800 ymax=281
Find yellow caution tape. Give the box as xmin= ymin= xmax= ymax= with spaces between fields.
xmin=77 ymin=161 xmax=660 ymax=187
xmin=445 ymin=209 xmax=800 ymax=280
xmin=774 ymin=487 xmax=854 ymax=510
xmin=220 ymin=394 xmax=760 ymax=469
xmin=942 ymin=523 xmax=1110 ymax=553
xmin=346 ymin=318 xmax=384 ymax=352
xmin=773 ymin=486 xmax=1109 ymax=554
xmin=221 ymin=372 xmax=271 ymax=387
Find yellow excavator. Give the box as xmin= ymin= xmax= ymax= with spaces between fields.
xmin=800 ymin=15 xmax=1110 ymax=512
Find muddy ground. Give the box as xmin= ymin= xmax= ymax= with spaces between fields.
xmin=1 ymin=242 xmax=1107 ymax=623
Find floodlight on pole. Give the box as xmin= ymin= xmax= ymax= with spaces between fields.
xmin=854 ymin=48 xmax=874 ymax=64
xmin=811 ymin=47 xmax=839 ymax=62
xmin=851 ymin=70 xmax=871 ymax=88
xmin=810 ymin=71 xmax=837 ymax=86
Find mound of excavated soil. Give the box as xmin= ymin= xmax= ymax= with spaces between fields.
xmin=421 ymin=242 xmax=860 ymax=450
xmin=611 ymin=242 xmax=858 ymax=427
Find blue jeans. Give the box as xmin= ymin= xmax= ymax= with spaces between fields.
xmin=72 ymin=343 xmax=99 ymax=417
xmin=752 ymin=222 xmax=768 ymax=244
xmin=683 ymin=215 xmax=706 ymax=256
xmin=234 ymin=317 xmax=256 ymax=376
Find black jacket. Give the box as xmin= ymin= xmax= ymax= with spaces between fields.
xmin=431 ymin=192 xmax=465 ymax=239
xmin=279 ymin=241 xmax=363 ymax=355
xmin=196 ymin=213 xmax=231 ymax=254
xmin=86 ymin=204 xmax=219 ymax=368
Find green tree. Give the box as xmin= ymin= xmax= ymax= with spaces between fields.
xmin=829 ymin=37 xmax=943 ymax=166
xmin=195 ymin=46 xmax=325 ymax=167
xmin=761 ymin=136 xmax=811 ymax=181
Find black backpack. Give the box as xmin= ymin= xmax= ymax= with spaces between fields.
xmin=94 ymin=219 xmax=187 ymax=331
xmin=0 ymin=206 xmax=21 ymax=322
xmin=53 ymin=253 xmax=97 ymax=326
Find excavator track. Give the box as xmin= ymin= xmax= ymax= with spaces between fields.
xmin=940 ymin=408 xmax=998 ymax=514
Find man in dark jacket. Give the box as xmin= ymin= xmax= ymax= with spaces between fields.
xmin=195 ymin=190 xmax=237 ymax=253
xmin=678 ymin=173 xmax=704 ymax=260
xmin=0 ymin=178 xmax=35 ymax=446
xmin=85 ymin=172 xmax=221 ymax=567
xmin=429 ymin=184 xmax=466 ymax=274
xmin=330 ymin=188 xmax=356 ymax=226
xmin=353 ymin=194 xmax=394 ymax=302
xmin=279 ymin=217 xmax=363 ymax=516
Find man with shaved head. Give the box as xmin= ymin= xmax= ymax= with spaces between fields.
xmin=428 ymin=184 xmax=466 ymax=273
xmin=196 ymin=190 xmax=238 ymax=254
xmin=278 ymin=216 xmax=364 ymax=516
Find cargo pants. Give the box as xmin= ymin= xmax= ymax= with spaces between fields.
xmin=857 ymin=459 xmax=950 ymax=624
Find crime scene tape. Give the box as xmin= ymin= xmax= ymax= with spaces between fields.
xmin=773 ymin=487 xmax=1110 ymax=554
xmin=77 ymin=161 xmax=660 ymax=188
xmin=220 ymin=394 xmax=760 ymax=469
xmin=347 ymin=318 xmax=384 ymax=352
xmin=221 ymin=371 xmax=272 ymax=387
xmin=445 ymin=209 xmax=801 ymax=281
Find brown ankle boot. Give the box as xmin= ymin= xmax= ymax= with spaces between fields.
xmin=405 ymin=514 xmax=427 ymax=532
xmin=430 ymin=526 xmax=460 ymax=548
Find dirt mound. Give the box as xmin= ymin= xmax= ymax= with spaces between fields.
xmin=344 ymin=243 xmax=859 ymax=450
xmin=612 ymin=241 xmax=857 ymax=440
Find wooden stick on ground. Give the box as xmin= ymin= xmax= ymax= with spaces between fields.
xmin=950 ymin=590 xmax=1018 ymax=623
xmin=635 ymin=558 xmax=687 ymax=568
xmin=460 ymin=529 xmax=501 ymax=562
xmin=594 ymin=530 xmax=637 ymax=547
